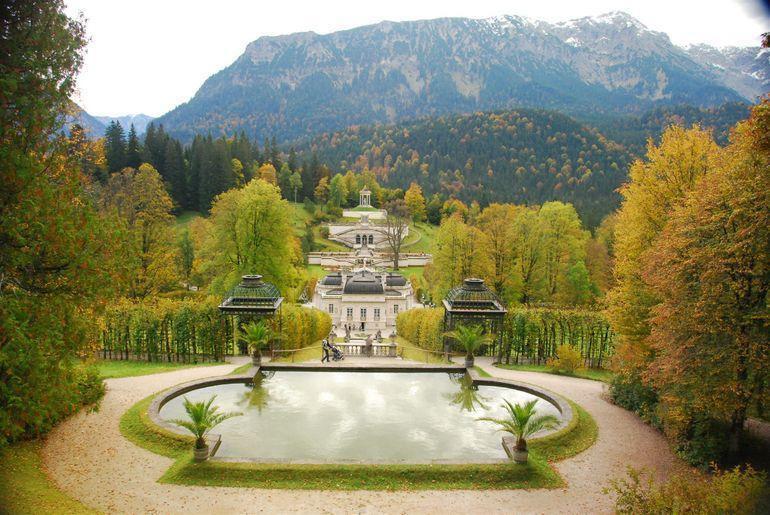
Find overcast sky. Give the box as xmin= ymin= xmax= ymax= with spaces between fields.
xmin=64 ymin=0 xmax=770 ymax=118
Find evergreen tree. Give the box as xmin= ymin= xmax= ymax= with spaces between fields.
xmin=163 ymin=138 xmax=186 ymax=209
xmin=125 ymin=123 xmax=142 ymax=168
xmin=104 ymin=120 xmax=126 ymax=173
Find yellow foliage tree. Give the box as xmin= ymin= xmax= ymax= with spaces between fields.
xmin=100 ymin=163 xmax=177 ymax=298
xmin=607 ymin=125 xmax=720 ymax=372
xmin=404 ymin=182 xmax=426 ymax=222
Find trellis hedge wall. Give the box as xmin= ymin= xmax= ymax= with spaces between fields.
xmin=100 ymin=298 xmax=233 ymax=362
xmin=100 ymin=299 xmax=333 ymax=362
xmin=500 ymin=307 xmax=614 ymax=368
xmin=397 ymin=306 xmax=614 ymax=368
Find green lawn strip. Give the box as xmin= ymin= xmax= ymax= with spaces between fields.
xmin=120 ymin=394 xmax=193 ymax=459
xmin=271 ymin=342 xmax=324 ymax=363
xmin=473 ymin=366 xmax=492 ymax=377
xmin=397 ymin=340 xmax=449 ymax=364
xmin=95 ymin=359 xmax=222 ymax=379
xmin=495 ymin=363 xmax=614 ymax=383
xmin=0 ymin=441 xmax=97 ymax=515
xmin=528 ymin=401 xmax=598 ymax=462
xmin=229 ymin=363 xmax=253 ymax=375
xmin=160 ymin=456 xmax=560 ymax=490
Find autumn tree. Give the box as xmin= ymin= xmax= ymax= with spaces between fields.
xmin=427 ymin=213 xmax=491 ymax=301
xmin=100 ymin=164 xmax=176 ymax=298
xmin=314 ymin=176 xmax=330 ymax=204
xmin=176 ymin=229 xmax=195 ymax=287
xmin=328 ymin=173 xmax=347 ymax=207
xmin=0 ymin=0 xmax=119 ymax=443
xmin=509 ymin=207 xmax=547 ymax=304
xmin=206 ymin=178 xmax=301 ymax=295
xmin=539 ymin=201 xmax=590 ymax=299
xmin=477 ymin=203 xmax=519 ymax=302
xmin=607 ymin=125 xmax=720 ymax=372
xmin=643 ymin=102 xmax=770 ymax=462
xmin=256 ymin=162 xmax=277 ymax=185
xmin=289 ymin=171 xmax=302 ymax=203
xmin=404 ymin=182 xmax=426 ymax=222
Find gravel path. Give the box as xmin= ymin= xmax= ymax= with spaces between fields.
xmin=41 ymin=357 xmax=680 ymax=514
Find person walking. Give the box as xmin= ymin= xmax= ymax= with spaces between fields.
xmin=321 ymin=339 xmax=331 ymax=363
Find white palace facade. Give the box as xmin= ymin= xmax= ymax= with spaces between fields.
xmin=309 ymin=188 xmax=425 ymax=334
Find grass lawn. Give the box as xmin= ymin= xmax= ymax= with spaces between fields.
xmin=94 ymin=359 xmax=222 ymax=379
xmin=496 ymin=363 xmax=614 ymax=383
xmin=311 ymin=225 xmax=348 ymax=251
xmin=0 ymin=441 xmax=97 ymax=514
xmin=175 ymin=210 xmax=201 ymax=228
xmin=391 ymin=266 xmax=425 ymax=284
xmin=305 ymin=264 xmax=327 ymax=279
xmin=397 ymin=338 xmax=450 ymax=364
xmin=350 ymin=205 xmax=379 ymax=212
xmin=121 ymin=381 xmax=596 ymax=490
xmin=403 ymin=222 xmax=437 ymax=254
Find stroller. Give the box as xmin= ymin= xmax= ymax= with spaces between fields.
xmin=330 ymin=343 xmax=345 ymax=361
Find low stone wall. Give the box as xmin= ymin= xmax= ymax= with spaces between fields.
xmin=146 ymin=362 xmax=575 ymax=463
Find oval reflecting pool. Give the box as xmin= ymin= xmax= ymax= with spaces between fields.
xmin=159 ymin=371 xmax=562 ymax=462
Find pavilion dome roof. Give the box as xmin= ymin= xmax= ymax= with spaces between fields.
xmin=443 ymin=278 xmax=506 ymax=313
xmin=219 ymin=275 xmax=283 ymax=314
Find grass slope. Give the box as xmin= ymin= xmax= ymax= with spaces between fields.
xmin=95 ymin=359 xmax=220 ymax=379
xmin=0 ymin=442 xmax=97 ymax=514
xmin=496 ymin=363 xmax=614 ymax=383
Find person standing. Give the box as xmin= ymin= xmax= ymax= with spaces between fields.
xmin=321 ymin=339 xmax=331 ymax=363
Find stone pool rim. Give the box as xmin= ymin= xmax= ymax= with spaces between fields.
xmin=146 ymin=362 xmax=575 ymax=464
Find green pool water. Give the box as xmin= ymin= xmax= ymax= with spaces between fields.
xmin=159 ymin=371 xmax=561 ymax=462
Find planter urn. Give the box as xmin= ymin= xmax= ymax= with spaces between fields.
xmin=464 ymin=355 xmax=475 ymax=368
xmin=194 ymin=444 xmax=210 ymax=462
xmin=251 ymin=353 xmax=261 ymax=366
xmin=512 ymin=448 xmax=528 ymax=464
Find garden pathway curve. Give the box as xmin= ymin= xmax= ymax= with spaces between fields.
xmin=41 ymin=357 xmax=681 ymax=514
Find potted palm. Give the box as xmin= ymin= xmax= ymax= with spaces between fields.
xmin=242 ymin=320 xmax=275 ymax=365
xmin=171 ymin=395 xmax=242 ymax=462
xmin=444 ymin=323 xmax=493 ymax=368
xmin=478 ymin=399 xmax=560 ymax=463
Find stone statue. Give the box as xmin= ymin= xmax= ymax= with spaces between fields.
xmin=365 ymin=335 xmax=373 ymax=357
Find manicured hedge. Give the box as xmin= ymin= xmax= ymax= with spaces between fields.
xmin=396 ymin=306 xmax=614 ymax=367
xmin=100 ymin=299 xmax=332 ymax=362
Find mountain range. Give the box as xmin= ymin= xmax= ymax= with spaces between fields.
xmin=95 ymin=114 xmax=155 ymax=134
xmin=152 ymin=11 xmax=768 ymax=143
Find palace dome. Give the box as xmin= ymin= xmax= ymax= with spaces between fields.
xmin=343 ymin=271 xmax=384 ymax=294
xmin=385 ymin=273 xmax=407 ymax=286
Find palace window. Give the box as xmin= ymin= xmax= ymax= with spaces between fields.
xmin=374 ymin=308 xmax=380 ymax=320
xmin=360 ymin=308 xmax=367 ymax=320
xmin=394 ymin=304 xmax=399 ymax=314
xmin=346 ymin=307 xmax=353 ymax=319
xmin=328 ymin=304 xmax=334 ymax=314
xmin=356 ymin=235 xmax=361 ymax=244
xmin=368 ymin=234 xmax=374 ymax=244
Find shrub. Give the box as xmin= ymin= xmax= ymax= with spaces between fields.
xmin=606 ymin=466 xmax=766 ymax=514
xmin=74 ymin=365 xmax=106 ymax=408
xmin=546 ymin=345 xmax=584 ymax=375
xmin=609 ymin=372 xmax=660 ymax=427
